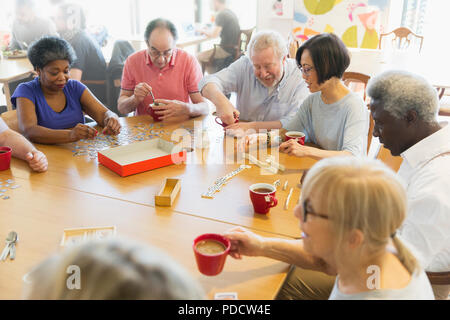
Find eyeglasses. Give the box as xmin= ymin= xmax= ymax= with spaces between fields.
xmin=149 ymin=47 xmax=173 ymax=59
xmin=302 ymin=199 xmax=329 ymax=223
xmin=299 ymin=65 xmax=314 ymax=77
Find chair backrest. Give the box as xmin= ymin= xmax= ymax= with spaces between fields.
xmin=0 ymin=110 xmax=19 ymax=132
xmin=378 ymin=27 xmax=424 ymax=53
xmin=375 ymin=144 xmax=403 ymax=172
xmin=239 ymin=27 xmax=255 ymax=54
xmin=426 ymin=271 xmax=450 ymax=286
xmin=342 ymin=71 xmax=373 ymax=153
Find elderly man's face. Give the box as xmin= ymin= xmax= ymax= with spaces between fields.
xmin=251 ymin=47 xmax=285 ymax=88
xmin=147 ymin=28 xmax=175 ymax=70
xmin=370 ymin=100 xmax=412 ymax=156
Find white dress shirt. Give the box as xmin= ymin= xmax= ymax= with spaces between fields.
xmin=397 ymin=123 xmax=450 ymax=272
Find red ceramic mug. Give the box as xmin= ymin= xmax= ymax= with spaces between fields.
xmin=249 ymin=183 xmax=278 ymax=214
xmin=193 ymin=233 xmax=230 ymax=276
xmin=0 ymin=147 xmax=12 ymax=171
xmin=215 ymin=112 xmax=239 ymax=127
xmin=148 ymin=103 xmax=166 ymax=122
xmin=285 ymin=131 xmax=306 ymax=145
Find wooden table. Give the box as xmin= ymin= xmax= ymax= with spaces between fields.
xmin=348 ymin=48 xmax=450 ymax=90
xmin=0 ymin=115 xmax=315 ymax=300
xmin=0 ymin=57 xmax=33 ymax=111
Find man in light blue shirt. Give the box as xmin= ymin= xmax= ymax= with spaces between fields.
xmin=199 ymin=30 xmax=309 ymax=133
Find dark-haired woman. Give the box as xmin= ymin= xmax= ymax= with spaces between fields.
xmin=11 ymin=36 xmax=121 ymax=144
xmin=242 ymin=33 xmax=369 ymax=160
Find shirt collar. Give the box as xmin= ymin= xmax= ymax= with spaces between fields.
xmin=401 ymin=122 xmax=450 ymax=169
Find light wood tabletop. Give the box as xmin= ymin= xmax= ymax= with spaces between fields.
xmin=7 ymin=115 xmax=315 ymax=238
xmin=0 ymin=174 xmax=291 ymax=300
xmin=0 ymin=57 xmax=33 ymax=110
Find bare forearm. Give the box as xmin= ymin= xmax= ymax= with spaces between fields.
xmin=117 ymin=95 xmax=139 ymax=115
xmin=304 ymin=148 xmax=352 ymax=160
xmin=253 ymin=121 xmax=283 ymax=131
xmin=1 ymin=130 xmax=36 ymax=160
xmin=23 ymin=126 xmax=74 ymax=144
xmin=201 ymin=83 xmax=234 ymax=114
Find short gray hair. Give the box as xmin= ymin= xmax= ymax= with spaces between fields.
xmin=367 ymin=70 xmax=438 ymax=123
xmin=247 ymin=30 xmax=288 ymax=60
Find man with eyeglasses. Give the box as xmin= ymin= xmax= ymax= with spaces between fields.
xmin=199 ymin=30 xmax=309 ymax=135
xmin=118 ymin=19 xmax=208 ymax=120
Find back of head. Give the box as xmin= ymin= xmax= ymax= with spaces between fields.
xmin=27 ymin=36 xmax=77 ymax=70
xmin=296 ymin=33 xmax=350 ymax=84
xmin=301 ymin=157 xmax=418 ymax=274
xmin=247 ymin=30 xmax=288 ymax=60
xmin=367 ymin=70 xmax=439 ymax=123
xmin=58 ymin=2 xmax=87 ymax=31
xmin=24 ymin=238 xmax=205 ymax=300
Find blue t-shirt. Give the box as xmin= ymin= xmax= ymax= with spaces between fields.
xmin=11 ymin=77 xmax=87 ymax=130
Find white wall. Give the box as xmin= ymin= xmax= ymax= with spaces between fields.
xmin=256 ymin=0 xmax=293 ymax=38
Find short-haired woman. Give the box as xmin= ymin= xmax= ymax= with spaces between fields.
xmin=225 ymin=157 xmax=435 ymax=299
xmin=241 ymin=33 xmax=369 ymax=160
xmin=11 ymin=36 xmax=120 ymax=144
xmin=23 ymin=238 xmax=205 ymax=300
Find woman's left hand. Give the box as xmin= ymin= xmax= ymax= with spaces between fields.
xmin=103 ymin=115 xmax=121 ymax=135
xmin=279 ymin=139 xmax=311 ymax=158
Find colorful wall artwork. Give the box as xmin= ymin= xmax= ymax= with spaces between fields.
xmin=292 ymin=0 xmax=390 ymax=48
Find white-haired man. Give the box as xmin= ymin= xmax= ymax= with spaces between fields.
xmin=199 ymin=30 xmax=310 ymax=133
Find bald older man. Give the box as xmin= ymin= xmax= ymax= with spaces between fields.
xmin=200 ymin=30 xmax=310 ymax=133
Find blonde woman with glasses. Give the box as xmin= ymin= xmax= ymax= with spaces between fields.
xmin=224 ymin=157 xmax=434 ymax=299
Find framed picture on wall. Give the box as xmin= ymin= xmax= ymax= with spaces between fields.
xmin=271 ymin=0 xmax=294 ymax=19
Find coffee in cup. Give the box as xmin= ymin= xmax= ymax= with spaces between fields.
xmin=249 ymin=183 xmax=278 ymax=214
xmin=193 ymin=233 xmax=230 ymax=276
xmin=285 ymin=131 xmax=306 ymax=145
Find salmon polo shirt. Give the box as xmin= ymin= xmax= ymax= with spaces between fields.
xmin=121 ymin=48 xmax=203 ymax=116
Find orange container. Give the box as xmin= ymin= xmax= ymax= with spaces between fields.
xmin=98 ymin=138 xmax=186 ymax=177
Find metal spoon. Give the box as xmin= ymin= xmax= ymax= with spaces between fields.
xmin=0 ymin=231 xmax=17 ymax=261
xmin=9 ymin=232 xmax=18 ymax=260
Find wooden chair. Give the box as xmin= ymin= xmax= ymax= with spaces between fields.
xmin=342 ymin=72 xmax=373 ymax=153
xmin=0 ymin=110 xmax=19 ymax=132
xmin=374 ymin=144 xmax=403 ymax=172
xmin=378 ymin=27 xmax=424 ymax=53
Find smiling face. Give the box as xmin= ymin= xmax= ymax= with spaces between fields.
xmin=299 ymin=49 xmax=323 ymax=93
xmin=251 ymin=47 xmax=285 ymax=88
xmin=370 ymin=100 xmax=413 ymax=156
xmin=37 ymin=60 xmax=70 ymax=91
xmin=147 ymin=28 xmax=175 ymax=70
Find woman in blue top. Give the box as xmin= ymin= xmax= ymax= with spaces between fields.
xmin=11 ymin=36 xmax=120 ymax=144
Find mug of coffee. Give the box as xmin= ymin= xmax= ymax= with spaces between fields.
xmin=148 ymin=102 xmax=166 ymax=122
xmin=193 ymin=233 xmax=230 ymax=276
xmin=285 ymin=131 xmax=306 ymax=145
xmin=249 ymin=183 xmax=278 ymax=214
xmin=0 ymin=147 xmax=12 ymax=171
xmin=215 ymin=112 xmax=239 ymax=128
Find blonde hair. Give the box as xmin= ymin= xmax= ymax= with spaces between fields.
xmin=301 ymin=157 xmax=418 ymax=274
xmin=23 ymin=238 xmax=205 ymax=300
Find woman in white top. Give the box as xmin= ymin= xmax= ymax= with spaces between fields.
xmin=224 ymin=157 xmax=435 ymax=300
xmin=240 ymin=33 xmax=369 ymax=159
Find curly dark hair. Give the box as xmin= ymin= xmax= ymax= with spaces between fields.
xmin=27 ymin=36 xmax=77 ymax=70
xmin=296 ymin=33 xmax=350 ymax=85
xmin=144 ymin=18 xmax=178 ymax=43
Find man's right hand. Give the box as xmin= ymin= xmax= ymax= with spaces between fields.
xmin=133 ymin=83 xmax=153 ymax=104
xmin=69 ymin=123 xmax=98 ymax=142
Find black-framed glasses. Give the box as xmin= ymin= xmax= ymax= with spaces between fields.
xmin=299 ymin=65 xmax=314 ymax=77
xmin=302 ymin=199 xmax=330 ymax=223
xmin=149 ymin=47 xmax=173 ymax=59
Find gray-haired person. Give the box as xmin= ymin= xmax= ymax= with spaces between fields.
xmin=368 ymin=70 xmax=450 ymax=300
xmin=24 ymin=238 xmax=205 ymax=300
xmin=200 ymin=30 xmax=310 ymax=134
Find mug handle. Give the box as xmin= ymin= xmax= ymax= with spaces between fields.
xmin=265 ymin=195 xmax=278 ymax=208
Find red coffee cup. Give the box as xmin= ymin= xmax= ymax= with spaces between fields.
xmin=215 ymin=112 xmax=239 ymax=127
xmin=148 ymin=103 xmax=166 ymax=122
xmin=285 ymin=131 xmax=306 ymax=145
xmin=249 ymin=183 xmax=278 ymax=214
xmin=0 ymin=147 xmax=12 ymax=171
xmin=193 ymin=233 xmax=230 ymax=276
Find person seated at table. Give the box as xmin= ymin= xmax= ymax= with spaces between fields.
xmin=54 ymin=3 xmax=107 ymax=104
xmin=197 ymin=0 xmax=241 ymax=74
xmin=11 ymin=36 xmax=121 ymax=145
xmin=200 ymin=30 xmax=310 ymax=134
xmin=367 ymin=70 xmax=450 ymax=300
xmin=23 ymin=238 xmax=205 ymax=300
xmin=9 ymin=0 xmax=58 ymax=50
xmin=117 ymin=18 xmax=209 ymax=121
xmin=240 ymin=33 xmax=369 ymax=159
xmin=0 ymin=117 xmax=47 ymax=172
xmin=224 ymin=157 xmax=435 ymax=300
